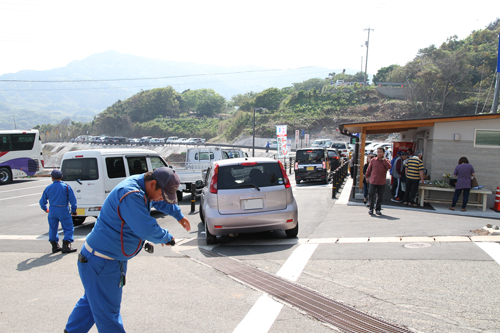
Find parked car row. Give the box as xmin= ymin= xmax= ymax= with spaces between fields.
xmin=75 ymin=136 xmax=206 ymax=146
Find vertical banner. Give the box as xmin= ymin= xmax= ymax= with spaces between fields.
xmin=304 ymin=134 xmax=309 ymax=147
xmin=276 ymin=125 xmax=288 ymax=158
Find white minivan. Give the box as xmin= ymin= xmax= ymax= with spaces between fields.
xmin=60 ymin=149 xmax=170 ymax=225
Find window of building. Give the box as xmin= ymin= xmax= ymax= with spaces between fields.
xmin=474 ymin=129 xmax=500 ymax=148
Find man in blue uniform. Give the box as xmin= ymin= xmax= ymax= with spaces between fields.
xmin=39 ymin=169 xmax=78 ymax=254
xmin=64 ymin=167 xmax=190 ymax=333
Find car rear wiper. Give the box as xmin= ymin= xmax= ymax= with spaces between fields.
xmin=234 ymin=184 xmax=260 ymax=191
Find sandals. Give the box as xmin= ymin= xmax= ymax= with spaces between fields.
xmin=449 ymin=207 xmax=455 ymax=211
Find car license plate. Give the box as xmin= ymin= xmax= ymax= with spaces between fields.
xmin=243 ymin=199 xmax=264 ymax=210
xmin=306 ymin=166 xmax=314 ymax=171
xmin=76 ymin=208 xmax=86 ymax=216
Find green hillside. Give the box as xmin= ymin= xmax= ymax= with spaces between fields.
xmin=32 ymin=19 xmax=500 ymax=141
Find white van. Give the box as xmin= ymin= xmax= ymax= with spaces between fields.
xmin=60 ymin=149 xmax=170 ymax=225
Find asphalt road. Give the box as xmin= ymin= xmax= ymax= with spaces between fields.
xmin=1 ymin=176 xmax=500 ymax=333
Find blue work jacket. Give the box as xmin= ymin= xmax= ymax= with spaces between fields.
xmin=85 ymin=174 xmax=184 ymax=261
xmin=39 ymin=180 xmax=77 ymax=213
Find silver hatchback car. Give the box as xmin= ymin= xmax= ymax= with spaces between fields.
xmin=199 ymin=157 xmax=298 ymax=245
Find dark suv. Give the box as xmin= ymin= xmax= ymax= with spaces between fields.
xmin=294 ymin=148 xmax=331 ymax=184
xmin=327 ymin=148 xmax=341 ymax=171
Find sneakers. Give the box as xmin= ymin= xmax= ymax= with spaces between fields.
xmin=368 ymin=209 xmax=374 ymax=215
xmin=376 ymin=210 xmax=382 ymax=215
xmin=391 ymin=198 xmax=402 ymax=203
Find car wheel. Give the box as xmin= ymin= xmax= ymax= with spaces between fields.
xmin=205 ymin=223 xmax=216 ymax=245
xmin=199 ymin=204 xmax=205 ymax=223
xmin=285 ymin=222 xmax=298 ymax=238
xmin=72 ymin=216 xmax=86 ymax=226
xmin=176 ymin=190 xmax=183 ymax=203
xmin=0 ymin=168 xmax=12 ymax=185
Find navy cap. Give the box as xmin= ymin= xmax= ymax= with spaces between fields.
xmin=51 ymin=169 xmax=63 ymax=179
xmin=152 ymin=167 xmax=180 ymax=204
xmin=397 ymin=151 xmax=403 ymax=156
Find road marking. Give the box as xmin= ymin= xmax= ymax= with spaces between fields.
xmin=0 ymin=193 xmax=42 ymax=201
xmin=475 ymin=242 xmax=500 ymax=266
xmin=2 ymin=235 xmax=498 ymax=244
xmin=28 ymin=203 xmax=39 ymax=206
xmin=0 ymin=234 xmax=87 ymax=241
xmin=233 ymin=244 xmax=318 ymax=333
xmin=0 ymin=184 xmax=47 ymax=193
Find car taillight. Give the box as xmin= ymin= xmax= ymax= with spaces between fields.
xmin=322 ymin=161 xmax=326 ymax=169
xmin=41 ymin=160 xmax=45 ymax=167
xmin=278 ymin=161 xmax=291 ymax=188
xmin=241 ymin=162 xmax=258 ymax=166
xmin=209 ymin=164 xmax=219 ymax=194
xmin=294 ymin=162 xmax=298 ymax=170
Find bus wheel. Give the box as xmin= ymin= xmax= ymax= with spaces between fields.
xmin=0 ymin=168 xmax=12 ymax=185
xmin=72 ymin=216 xmax=86 ymax=226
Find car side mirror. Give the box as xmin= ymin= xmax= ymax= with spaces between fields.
xmin=195 ymin=180 xmax=205 ymax=188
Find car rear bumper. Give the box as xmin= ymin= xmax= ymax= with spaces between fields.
xmin=205 ymin=201 xmax=298 ymax=236
xmin=295 ymin=170 xmax=327 ymax=180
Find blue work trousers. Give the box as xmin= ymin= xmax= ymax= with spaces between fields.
xmin=65 ymin=246 xmax=128 ymax=333
xmin=48 ymin=206 xmax=74 ymax=242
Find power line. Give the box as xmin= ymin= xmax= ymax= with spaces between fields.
xmin=0 ymin=67 xmax=316 ymax=83
xmin=0 ymin=69 xmax=330 ymax=92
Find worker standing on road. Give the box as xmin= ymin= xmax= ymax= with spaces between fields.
xmin=39 ymin=169 xmax=78 ymax=254
xmin=365 ymin=147 xmax=391 ymax=215
xmin=64 ymin=167 xmax=190 ymax=333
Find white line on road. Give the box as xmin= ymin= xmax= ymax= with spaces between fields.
xmin=0 ymin=184 xmax=47 ymax=193
xmin=0 ymin=193 xmax=42 ymax=201
xmin=233 ymin=244 xmax=318 ymax=333
xmin=28 ymin=203 xmax=40 ymax=206
xmin=475 ymin=242 xmax=500 ymax=266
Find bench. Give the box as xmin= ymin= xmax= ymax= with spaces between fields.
xmin=418 ymin=185 xmax=492 ymax=211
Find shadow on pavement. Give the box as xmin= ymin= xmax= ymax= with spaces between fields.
xmin=17 ymin=253 xmax=65 ymax=271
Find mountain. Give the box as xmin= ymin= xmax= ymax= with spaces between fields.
xmin=0 ymin=51 xmax=359 ymax=129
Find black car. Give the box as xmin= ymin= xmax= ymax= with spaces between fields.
xmin=294 ymin=148 xmax=331 ymax=184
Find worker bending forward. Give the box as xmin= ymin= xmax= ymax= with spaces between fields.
xmin=64 ymin=167 xmax=190 ymax=333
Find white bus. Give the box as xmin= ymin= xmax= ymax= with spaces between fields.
xmin=0 ymin=129 xmax=44 ymax=184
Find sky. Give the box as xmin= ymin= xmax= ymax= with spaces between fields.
xmin=0 ymin=0 xmax=499 ymax=78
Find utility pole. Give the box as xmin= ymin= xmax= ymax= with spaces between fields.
xmin=363 ymin=27 xmax=374 ymax=87
xmin=490 ymin=33 xmax=500 ymax=113
xmin=361 ymin=56 xmax=363 ymax=73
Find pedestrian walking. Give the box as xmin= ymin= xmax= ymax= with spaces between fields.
xmin=449 ymin=157 xmax=476 ymax=212
xmin=39 ymin=169 xmax=78 ymax=254
xmin=391 ymin=152 xmax=409 ymax=202
xmin=362 ymin=153 xmax=374 ymax=205
xmin=266 ymin=140 xmax=270 ymax=153
xmin=402 ymin=150 xmax=424 ymax=207
xmin=365 ymin=147 xmax=391 ymax=215
xmin=64 ymin=167 xmax=191 ymax=333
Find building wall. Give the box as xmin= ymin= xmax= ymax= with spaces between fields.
xmin=426 ymin=119 xmax=500 ymax=207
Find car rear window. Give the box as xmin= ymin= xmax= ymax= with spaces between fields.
xmin=296 ymin=150 xmax=325 ymax=163
xmin=331 ymin=143 xmax=346 ymax=149
xmin=218 ymin=163 xmax=284 ymax=189
xmin=61 ymin=158 xmax=99 ymax=181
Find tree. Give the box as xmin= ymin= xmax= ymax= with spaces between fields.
xmin=372 ymin=65 xmax=401 ymax=84
xmin=292 ymin=78 xmax=329 ymax=91
xmin=182 ymin=89 xmax=226 ymax=117
xmin=253 ymin=88 xmax=282 ymax=111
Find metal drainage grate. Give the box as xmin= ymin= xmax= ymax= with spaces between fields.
xmin=194 ymin=248 xmax=412 ymax=333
